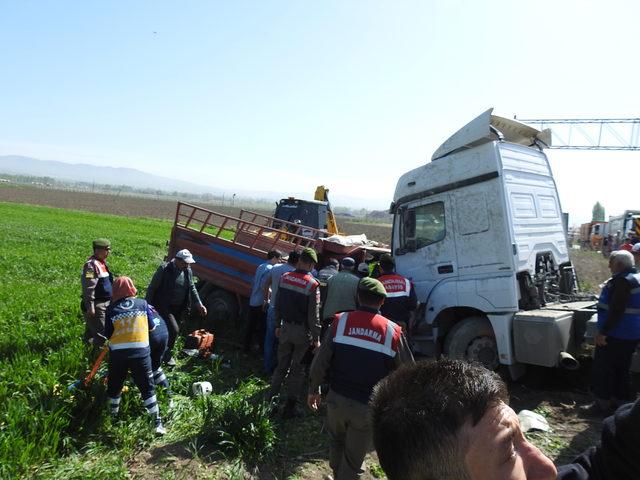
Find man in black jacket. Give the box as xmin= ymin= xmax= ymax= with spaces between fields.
xmin=146 ymin=249 xmax=207 ymax=366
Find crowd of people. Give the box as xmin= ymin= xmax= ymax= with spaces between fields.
xmin=81 ymin=239 xmax=207 ymax=436
xmin=81 ymin=237 xmax=640 ymax=479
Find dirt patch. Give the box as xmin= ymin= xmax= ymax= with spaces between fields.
xmin=570 ymin=248 xmax=609 ymax=294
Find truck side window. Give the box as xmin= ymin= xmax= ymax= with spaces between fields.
xmin=403 ymin=201 xmax=445 ymax=250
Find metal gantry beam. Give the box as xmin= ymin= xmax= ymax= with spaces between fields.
xmin=517 ymin=117 xmax=640 ymax=150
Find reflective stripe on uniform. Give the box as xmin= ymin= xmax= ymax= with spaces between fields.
xmin=381 ymin=277 xmax=411 ymax=298
xmin=334 ymin=312 xmax=396 ymax=357
xmin=597 ymin=303 xmax=640 ymax=314
xmin=110 ymin=341 xmax=149 ymax=350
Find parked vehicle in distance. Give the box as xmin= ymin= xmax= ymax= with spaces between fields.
xmin=579 ymin=221 xmax=607 ymax=250
xmin=607 ymin=210 xmax=640 ymax=245
xmin=390 ymin=109 xmax=595 ymax=378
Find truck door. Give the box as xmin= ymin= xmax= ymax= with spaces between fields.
xmin=393 ymin=195 xmax=458 ymax=306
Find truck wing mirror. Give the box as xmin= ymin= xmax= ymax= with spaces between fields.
xmin=405 ymin=238 xmax=417 ymax=252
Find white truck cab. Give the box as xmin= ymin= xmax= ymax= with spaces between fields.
xmin=391 ymin=109 xmax=595 ymax=377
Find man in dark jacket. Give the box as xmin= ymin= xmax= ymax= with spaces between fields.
xmin=590 ymin=249 xmax=640 ymax=414
xmin=268 ymin=247 xmax=321 ymax=418
xmin=308 ymin=277 xmax=414 ymax=480
xmin=146 ymin=249 xmax=207 ymax=366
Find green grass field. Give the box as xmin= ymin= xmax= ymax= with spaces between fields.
xmin=0 ymin=203 xmax=276 ymax=479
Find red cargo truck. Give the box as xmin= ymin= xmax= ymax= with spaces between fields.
xmin=166 ymin=202 xmax=389 ymax=339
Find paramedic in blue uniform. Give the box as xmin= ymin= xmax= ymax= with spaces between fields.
xmin=147 ymin=305 xmax=171 ymax=395
xmin=268 ymin=248 xmax=321 ymax=418
xmin=591 ymin=249 xmax=640 ymax=414
xmin=376 ymin=253 xmax=417 ymax=334
xmin=146 ymin=249 xmax=207 ymax=366
xmin=81 ymin=238 xmax=113 ymax=347
xmin=308 ymin=277 xmax=414 ymax=480
xmin=105 ymin=276 xmax=165 ymax=435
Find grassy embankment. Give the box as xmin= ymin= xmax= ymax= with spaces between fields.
xmin=0 ymin=203 xmax=275 ymax=479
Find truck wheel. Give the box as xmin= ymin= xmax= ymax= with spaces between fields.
xmin=204 ymin=289 xmax=240 ymax=341
xmin=443 ymin=316 xmax=499 ymax=370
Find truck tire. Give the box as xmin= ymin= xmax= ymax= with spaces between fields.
xmin=443 ymin=316 xmax=499 ymax=370
xmin=204 ymin=288 xmax=240 ymax=341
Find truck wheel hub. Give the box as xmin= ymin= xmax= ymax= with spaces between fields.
xmin=468 ymin=337 xmax=499 ymax=370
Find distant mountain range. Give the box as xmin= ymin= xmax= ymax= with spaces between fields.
xmin=0 ymin=155 xmax=217 ymax=194
xmin=0 ymin=155 xmax=390 ymax=210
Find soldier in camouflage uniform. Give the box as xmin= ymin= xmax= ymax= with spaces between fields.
xmin=81 ymin=238 xmax=113 ymax=346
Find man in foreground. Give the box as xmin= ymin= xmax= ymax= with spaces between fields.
xmin=371 ymin=359 xmax=640 ymax=480
xmin=308 ymin=278 xmax=414 ymax=480
xmin=370 ymin=360 xmax=557 ymax=479
xmin=81 ymin=238 xmax=113 ymax=347
xmin=146 ymin=248 xmax=207 ymax=366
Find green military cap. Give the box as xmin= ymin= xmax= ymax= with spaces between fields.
xmin=300 ymin=247 xmax=318 ymax=264
xmin=92 ymin=238 xmax=111 ymax=249
xmin=358 ymin=277 xmax=387 ymax=297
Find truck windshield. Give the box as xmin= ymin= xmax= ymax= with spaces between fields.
xmin=274 ymin=201 xmax=322 ymax=230
xmin=401 ymin=201 xmax=446 ymax=250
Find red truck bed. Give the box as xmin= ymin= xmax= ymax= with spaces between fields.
xmin=167 ymin=202 xmax=390 ymax=299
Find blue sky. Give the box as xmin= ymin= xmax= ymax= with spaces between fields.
xmin=1 ymin=1 xmax=639 ymax=222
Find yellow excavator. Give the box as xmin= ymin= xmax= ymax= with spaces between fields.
xmin=272 ymin=185 xmax=341 ymax=235
xmin=314 ymin=185 xmax=340 ymax=235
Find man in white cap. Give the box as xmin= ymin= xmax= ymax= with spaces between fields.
xmin=146 ymin=249 xmax=207 ymax=366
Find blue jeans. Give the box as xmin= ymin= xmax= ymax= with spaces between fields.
xmin=264 ymin=306 xmax=279 ymax=374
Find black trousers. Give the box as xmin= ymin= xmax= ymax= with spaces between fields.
xmin=244 ymin=305 xmax=266 ymax=351
xmin=157 ymin=305 xmax=184 ymax=361
xmin=592 ymin=336 xmax=639 ymax=401
xmin=107 ymin=351 xmax=155 ymax=401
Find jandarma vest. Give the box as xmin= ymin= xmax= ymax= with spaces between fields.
xmin=378 ymin=274 xmax=411 ymax=298
xmin=329 ymin=310 xmax=401 ymax=404
xmin=597 ymin=271 xmax=640 ymax=340
xmin=108 ymin=298 xmax=152 ymax=350
xmin=277 ymin=270 xmax=319 ymax=324
xmin=86 ymin=257 xmax=113 ymax=300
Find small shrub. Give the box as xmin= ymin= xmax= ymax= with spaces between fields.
xmin=199 ymin=379 xmax=275 ymax=461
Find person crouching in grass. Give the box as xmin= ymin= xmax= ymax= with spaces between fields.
xmin=105 ymin=276 xmax=166 ymax=435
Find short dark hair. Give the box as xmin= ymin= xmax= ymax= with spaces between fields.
xmin=357 ymin=290 xmax=385 ymax=306
xmin=287 ymin=251 xmax=300 ymax=266
xmin=369 ymin=359 xmax=508 ymax=480
xmin=379 ymin=259 xmax=394 ymax=272
xmin=267 ymin=250 xmax=282 ymax=260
